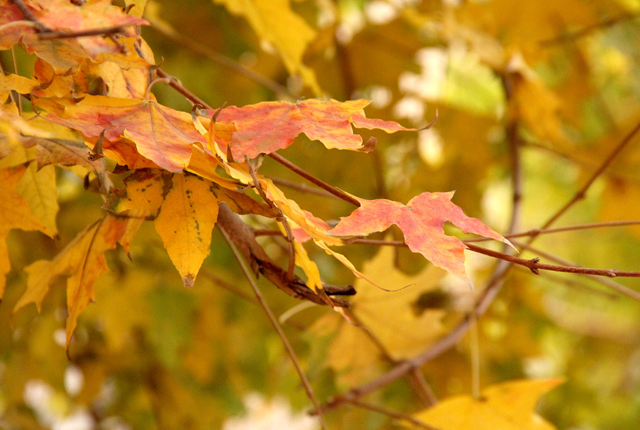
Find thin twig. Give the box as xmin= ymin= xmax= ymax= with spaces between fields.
xmin=37 ymin=25 xmax=129 ymax=40
xmin=345 ymin=398 xmax=442 ymax=430
xmin=268 ymin=176 xmax=341 ymax=200
xmin=513 ymin=265 xmax=619 ymax=300
xmin=219 ymin=227 xmax=327 ymax=430
xmin=511 ymin=239 xmax=640 ymax=301
xmin=409 ymin=368 xmax=438 ymax=407
xmin=536 ymin=120 xmax=640 ymax=233
xmin=540 ymin=13 xmax=640 ymax=46
xmin=156 ymin=68 xmax=212 ymax=109
xmin=465 ymin=220 xmax=640 ymax=243
xmin=268 ymin=153 xmax=361 ymax=207
xmin=147 ymin=16 xmax=294 ymax=100
xmin=522 ymin=140 xmax=640 ymax=184
xmin=465 ymin=243 xmax=640 ymax=281
xmin=198 ymin=268 xmax=257 ymax=304
xmin=8 ymin=0 xmax=49 ymax=32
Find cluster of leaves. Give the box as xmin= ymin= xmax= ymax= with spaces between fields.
xmin=2 ymin=0 xmax=640 ymax=429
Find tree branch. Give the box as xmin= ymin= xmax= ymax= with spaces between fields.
xmin=536 ymin=120 xmax=640 ymax=232
xmin=268 ymin=153 xmax=361 ymax=207
xmin=511 ymin=239 xmax=640 ymax=301
xmin=540 ymin=13 xmax=640 ymax=46
xmin=37 ymin=25 xmax=129 ymax=40
xmin=345 ymin=398 xmax=442 ymax=430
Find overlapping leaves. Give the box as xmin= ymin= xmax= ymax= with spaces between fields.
xmin=1 ymin=0 xmax=506 ymax=354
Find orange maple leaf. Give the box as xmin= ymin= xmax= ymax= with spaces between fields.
xmin=330 ymin=192 xmax=513 ymax=286
xmin=36 ymin=96 xmax=207 ymax=172
xmin=209 ymin=99 xmax=415 ymax=160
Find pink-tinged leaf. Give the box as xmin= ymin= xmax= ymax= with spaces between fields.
xmin=35 ymin=96 xmax=207 ymax=172
xmin=207 ymin=99 xmax=415 ymax=160
xmin=330 ymin=192 xmax=513 ymax=286
xmin=1 ymin=0 xmax=148 ymax=59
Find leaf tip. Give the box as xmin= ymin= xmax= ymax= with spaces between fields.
xmin=183 ymin=275 xmax=196 ymax=288
xmin=502 ymin=238 xmax=518 ymax=252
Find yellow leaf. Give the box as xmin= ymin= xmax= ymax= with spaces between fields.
xmin=413 ymin=379 xmax=564 ymax=430
xmin=125 ymin=0 xmax=149 ymax=18
xmin=213 ymin=0 xmax=320 ymax=94
xmin=93 ymin=269 xmax=154 ymax=351
xmin=264 ymin=178 xmax=341 ymax=245
xmin=0 ymin=74 xmax=39 ymax=103
xmin=13 ymin=214 xmax=137 ymax=350
xmin=315 ymin=240 xmax=378 ymax=286
xmin=109 ymin=169 xmax=168 ymax=215
xmin=293 ymin=240 xmax=323 ymax=292
xmin=508 ymin=55 xmax=565 ymax=143
xmin=16 ymin=162 xmax=59 ymax=237
xmin=327 ymin=314 xmax=381 ymax=387
xmin=154 ymin=174 xmax=220 ymax=287
xmin=0 ymin=166 xmax=49 ymax=298
xmin=350 ymin=246 xmax=448 ymax=360
xmin=0 ymin=233 xmax=10 ymax=299
xmin=89 ymin=37 xmax=154 ymax=99
xmin=187 ymin=145 xmax=241 ymax=190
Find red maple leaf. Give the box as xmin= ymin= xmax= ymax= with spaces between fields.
xmin=330 ymin=192 xmax=512 ymax=286
xmin=208 ymin=99 xmax=415 ymax=160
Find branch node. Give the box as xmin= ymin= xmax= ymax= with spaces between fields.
xmin=529 ymin=257 xmax=541 ymax=275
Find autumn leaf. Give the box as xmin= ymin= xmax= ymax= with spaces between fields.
xmin=0 ymin=73 xmax=39 ymax=102
xmin=293 ymin=241 xmax=323 ymax=292
xmin=330 ymin=192 xmax=513 ymax=286
xmin=213 ymin=0 xmax=320 ymax=94
xmin=2 ymin=0 xmax=148 ymax=60
xmin=35 ymin=96 xmax=207 ymax=172
xmin=348 ymin=246 xmax=448 ymax=360
xmin=34 ymin=137 xmax=104 ymax=173
xmin=0 ymin=165 xmax=51 ymax=298
xmin=412 ymin=379 xmax=564 ymax=430
xmin=263 ymin=178 xmax=341 ymax=245
xmin=209 ymin=99 xmax=416 ymax=160
xmin=154 ymin=174 xmax=220 ymax=287
xmin=107 ymin=168 xmax=168 ymax=216
xmin=187 ymin=145 xmax=242 ymax=190
xmin=13 ymin=213 xmax=139 ymax=350
xmin=16 ymin=162 xmax=59 ymax=236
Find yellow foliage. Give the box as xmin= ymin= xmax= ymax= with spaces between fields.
xmin=414 ymin=379 xmax=564 ymax=430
